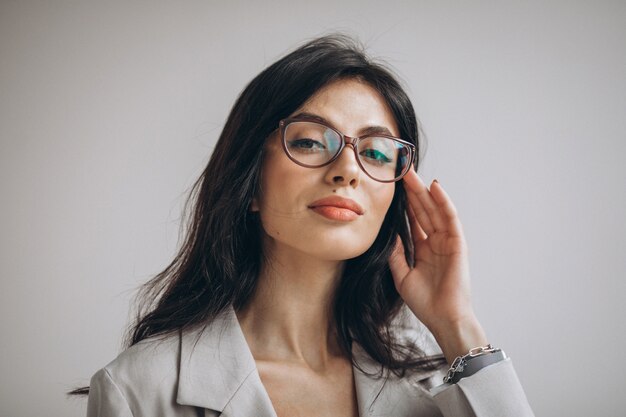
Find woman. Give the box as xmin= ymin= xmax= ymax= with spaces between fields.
xmin=84 ymin=35 xmax=534 ymax=416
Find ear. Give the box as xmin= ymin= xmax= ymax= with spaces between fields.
xmin=250 ymin=197 xmax=259 ymax=212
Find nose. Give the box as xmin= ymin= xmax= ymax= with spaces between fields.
xmin=324 ymin=144 xmax=361 ymax=188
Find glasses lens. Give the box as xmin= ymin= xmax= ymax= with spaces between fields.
xmin=283 ymin=121 xmax=341 ymax=166
xmin=358 ymin=137 xmax=411 ymax=182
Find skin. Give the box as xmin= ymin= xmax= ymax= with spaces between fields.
xmin=237 ymin=78 xmax=487 ymax=417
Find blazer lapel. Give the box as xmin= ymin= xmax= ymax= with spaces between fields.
xmin=176 ymin=306 xmax=277 ymax=417
xmin=352 ymin=343 xmax=443 ymax=417
xmin=176 ymin=305 xmax=439 ymax=417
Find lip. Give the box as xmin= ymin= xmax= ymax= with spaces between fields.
xmin=308 ymin=196 xmax=364 ymax=221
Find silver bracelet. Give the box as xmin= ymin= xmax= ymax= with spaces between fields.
xmin=443 ymin=344 xmax=507 ymax=384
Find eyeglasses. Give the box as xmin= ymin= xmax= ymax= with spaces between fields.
xmin=278 ymin=117 xmax=415 ymax=183
xmin=279 ymin=118 xmax=416 ymax=183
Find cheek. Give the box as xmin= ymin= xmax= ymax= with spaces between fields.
xmin=371 ymin=183 xmax=396 ymax=219
xmin=257 ymin=148 xmax=287 ymax=207
xmin=258 ymin=160 xmax=299 ymax=209
xmin=255 ymin=153 xmax=313 ymax=231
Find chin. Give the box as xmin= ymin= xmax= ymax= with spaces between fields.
xmin=304 ymin=238 xmax=375 ymax=261
xmin=316 ymin=249 xmax=368 ymax=261
xmin=262 ymin=223 xmax=381 ymax=261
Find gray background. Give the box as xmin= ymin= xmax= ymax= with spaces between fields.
xmin=1 ymin=1 xmax=625 ymax=416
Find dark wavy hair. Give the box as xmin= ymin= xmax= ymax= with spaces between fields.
xmin=70 ymin=34 xmax=444 ymax=396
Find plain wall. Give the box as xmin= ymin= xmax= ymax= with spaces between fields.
xmin=1 ymin=1 xmax=625 ymax=416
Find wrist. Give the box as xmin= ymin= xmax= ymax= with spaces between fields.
xmin=443 ymin=344 xmax=507 ymax=384
xmin=430 ymin=315 xmax=488 ymax=364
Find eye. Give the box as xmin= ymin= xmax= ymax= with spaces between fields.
xmin=360 ymin=148 xmax=393 ymax=164
xmin=287 ymin=138 xmax=327 ymax=153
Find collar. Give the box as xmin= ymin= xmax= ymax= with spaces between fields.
xmin=176 ymin=305 xmax=439 ymax=417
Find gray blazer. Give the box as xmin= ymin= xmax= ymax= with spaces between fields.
xmin=87 ymin=306 xmax=534 ymax=416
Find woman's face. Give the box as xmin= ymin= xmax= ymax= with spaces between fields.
xmin=253 ymin=78 xmax=399 ymax=261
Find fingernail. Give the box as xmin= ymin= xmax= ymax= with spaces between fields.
xmin=433 ymin=179 xmax=439 ymax=184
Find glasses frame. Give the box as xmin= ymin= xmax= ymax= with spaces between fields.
xmin=278 ymin=117 xmax=416 ymax=183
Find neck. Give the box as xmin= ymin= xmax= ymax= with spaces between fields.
xmin=236 ymin=242 xmax=347 ymax=371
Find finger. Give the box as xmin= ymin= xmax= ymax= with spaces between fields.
xmin=404 ymin=171 xmax=436 ymax=235
xmin=416 ymin=175 xmax=448 ymax=232
xmin=406 ymin=202 xmax=428 ymax=242
xmin=405 ymin=187 xmax=435 ymax=235
xmin=404 ymin=170 xmax=447 ymax=232
xmin=429 ymin=180 xmax=464 ymax=237
xmin=388 ymin=236 xmax=410 ymax=288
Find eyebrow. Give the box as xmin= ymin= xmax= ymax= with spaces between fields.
xmin=291 ymin=112 xmax=397 ymax=137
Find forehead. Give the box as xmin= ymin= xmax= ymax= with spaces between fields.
xmin=293 ymin=78 xmax=400 ymax=137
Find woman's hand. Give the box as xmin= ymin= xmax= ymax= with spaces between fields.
xmin=388 ymin=170 xmax=488 ymax=363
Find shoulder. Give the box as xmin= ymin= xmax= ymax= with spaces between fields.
xmin=101 ymin=331 xmax=181 ymax=389
xmin=388 ymin=305 xmax=448 ymax=388
xmin=88 ymin=328 xmax=216 ymax=417
xmin=89 ymin=331 xmax=183 ymax=416
xmin=390 ymin=304 xmax=442 ymax=356
xmin=353 ymin=305 xmax=447 ymax=389
xmin=87 ymin=309 xmax=256 ymax=416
